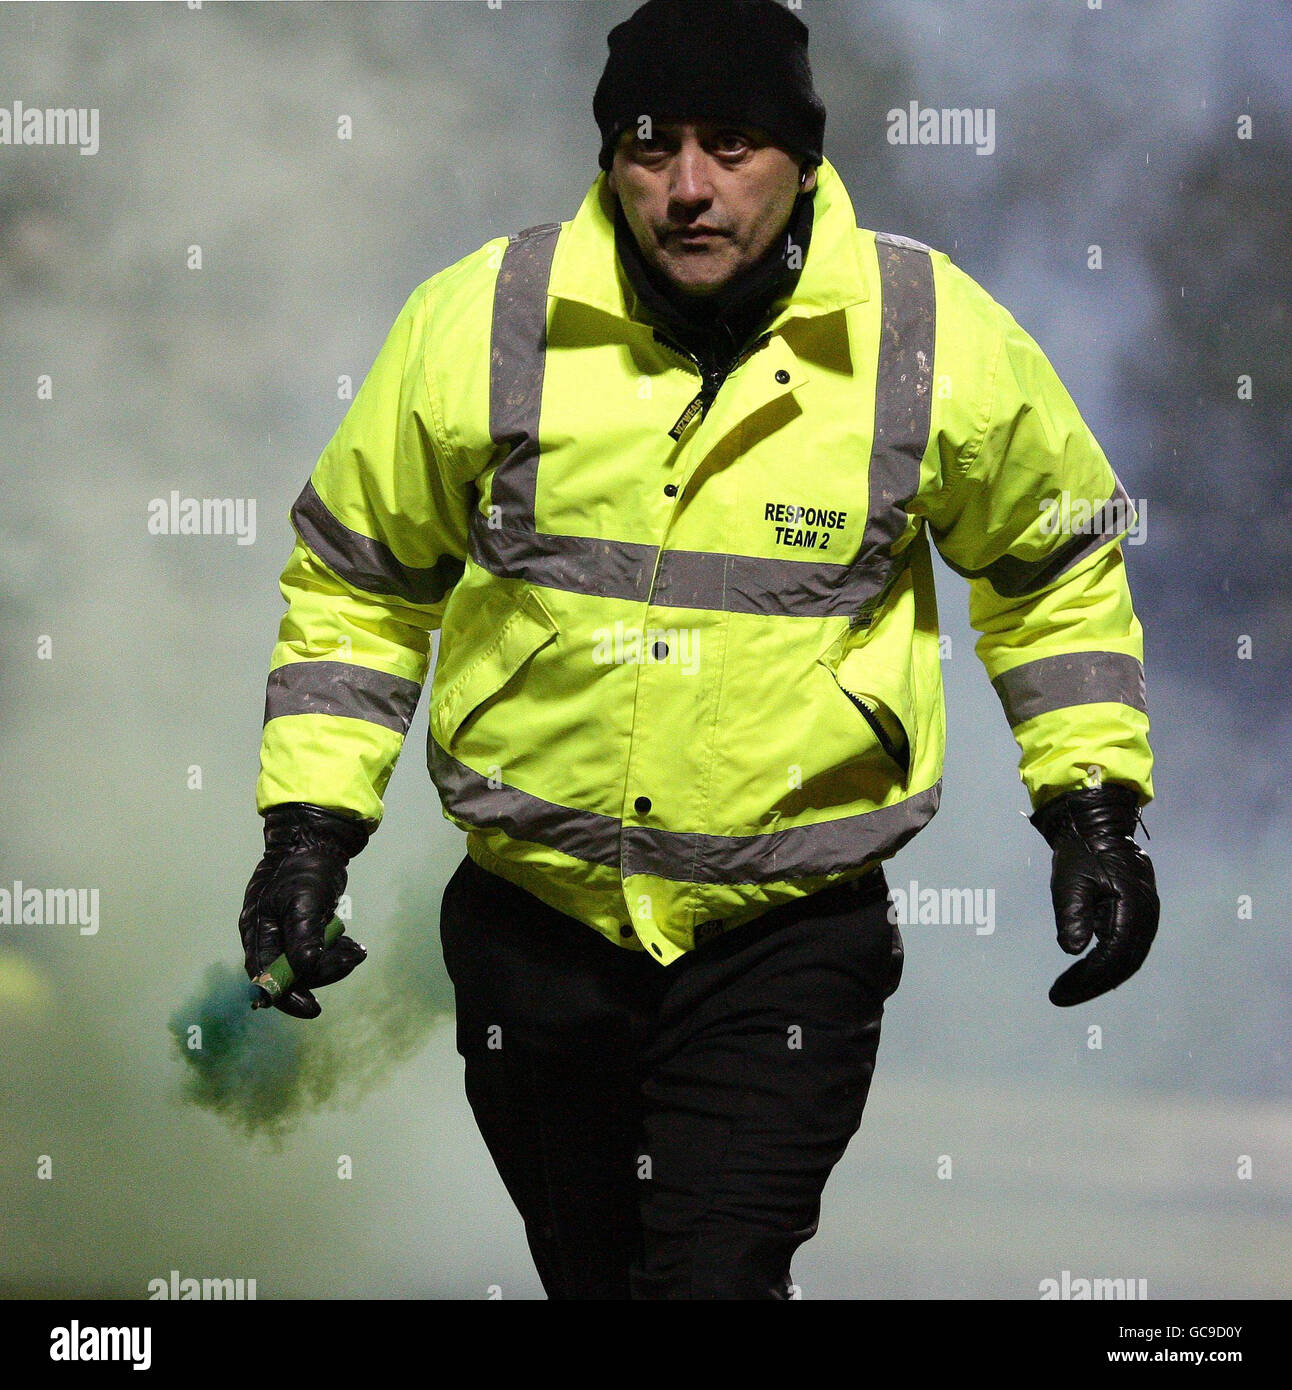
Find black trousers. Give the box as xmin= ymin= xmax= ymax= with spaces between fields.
xmin=438 ymin=853 xmax=903 ymax=1300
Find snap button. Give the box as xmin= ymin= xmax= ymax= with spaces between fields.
xmin=619 ymin=924 xmax=633 ymax=937
xmin=650 ymin=942 xmax=662 ymax=956
xmin=634 ymin=795 xmax=652 ymax=814
xmin=775 ymin=369 xmax=790 ymax=385
xmin=664 ymin=483 xmax=677 ymax=497
xmin=652 ymin=640 xmax=669 ymax=660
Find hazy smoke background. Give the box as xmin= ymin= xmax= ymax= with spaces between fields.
xmin=1 ymin=0 xmax=1288 ymax=1298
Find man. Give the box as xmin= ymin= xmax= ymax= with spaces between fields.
xmin=240 ymin=0 xmax=1158 ymax=1299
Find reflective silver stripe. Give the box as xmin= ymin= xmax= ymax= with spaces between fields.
xmin=849 ymin=234 xmax=936 ymax=625
xmin=430 ymin=737 xmax=940 ymax=882
xmin=473 ymin=530 xmax=893 ymax=618
xmin=429 ymin=737 xmax=622 ymax=864
xmin=991 ymin=651 xmax=1147 ymax=728
xmin=474 ymin=228 xmax=936 ymax=620
xmin=650 ymin=548 xmax=918 ymax=618
xmin=651 ymin=549 xmax=854 ymax=616
xmin=485 ymin=223 xmax=562 ymax=536
xmin=942 ymin=476 xmax=1136 ymax=598
xmin=265 ymin=661 xmax=423 ymax=734
xmin=472 ymin=521 xmax=656 ymax=601
xmin=622 ymin=783 xmax=940 ymax=883
xmin=873 ymin=231 xmax=931 ymax=253
xmin=293 ymin=479 xmax=463 ymax=606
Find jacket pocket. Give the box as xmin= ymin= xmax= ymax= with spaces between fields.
xmin=816 ymin=645 xmax=915 ymax=781
xmin=431 ymin=587 xmax=559 ymax=751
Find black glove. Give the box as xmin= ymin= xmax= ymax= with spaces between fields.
xmin=1030 ymin=783 xmax=1159 ymax=1008
xmin=239 ymin=802 xmax=372 ymax=1019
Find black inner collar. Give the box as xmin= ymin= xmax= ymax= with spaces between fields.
xmin=613 ymin=187 xmax=815 ymax=379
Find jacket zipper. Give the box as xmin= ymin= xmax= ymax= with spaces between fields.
xmin=841 ymin=687 xmax=910 ymax=777
xmin=657 ymin=331 xmax=771 ymax=440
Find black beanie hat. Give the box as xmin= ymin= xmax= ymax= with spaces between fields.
xmin=593 ymin=0 xmax=826 ymax=172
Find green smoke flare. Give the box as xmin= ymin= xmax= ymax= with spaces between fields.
xmin=168 ymin=882 xmax=456 ymax=1144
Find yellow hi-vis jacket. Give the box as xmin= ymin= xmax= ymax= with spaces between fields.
xmin=255 ymin=156 xmax=1154 ymax=965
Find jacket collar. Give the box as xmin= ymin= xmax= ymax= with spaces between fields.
xmin=547 ymin=155 xmax=871 ymax=328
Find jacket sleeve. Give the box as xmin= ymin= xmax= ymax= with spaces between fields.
xmin=919 ymin=285 xmax=1154 ymax=812
xmin=254 ymin=280 xmax=473 ymax=826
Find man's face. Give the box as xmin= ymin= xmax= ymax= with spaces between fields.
xmin=608 ymin=119 xmax=816 ymax=297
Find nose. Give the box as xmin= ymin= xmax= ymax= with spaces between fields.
xmin=669 ymin=139 xmax=715 ymax=210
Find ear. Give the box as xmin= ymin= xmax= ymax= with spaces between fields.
xmin=607 ymin=167 xmax=617 ymax=195
xmin=799 ymin=163 xmax=818 ymax=193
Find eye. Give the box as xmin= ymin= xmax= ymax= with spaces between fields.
xmin=629 ymin=131 xmax=674 ymax=159
xmin=712 ymin=129 xmax=752 ymax=155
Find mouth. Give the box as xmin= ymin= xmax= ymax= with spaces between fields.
xmin=670 ymin=226 xmax=726 ymax=244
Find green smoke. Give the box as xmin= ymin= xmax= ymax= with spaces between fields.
xmin=168 ymin=882 xmax=456 ymax=1145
